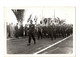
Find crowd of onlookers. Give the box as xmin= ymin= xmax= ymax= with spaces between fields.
xmin=7 ymin=23 xmax=27 ymax=38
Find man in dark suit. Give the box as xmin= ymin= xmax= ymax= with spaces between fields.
xmin=20 ymin=24 xmax=23 ymax=37
xmin=27 ymin=20 xmax=36 ymax=46
xmin=15 ymin=23 xmax=19 ymax=38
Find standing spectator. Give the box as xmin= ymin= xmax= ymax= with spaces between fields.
xmin=10 ymin=23 xmax=14 ymax=38
xmin=15 ymin=23 xmax=19 ymax=38
xmin=7 ymin=23 xmax=10 ymax=38
xmin=20 ymin=24 xmax=23 ymax=37
xmin=24 ymin=24 xmax=28 ymax=36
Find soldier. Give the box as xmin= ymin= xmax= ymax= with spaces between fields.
xmin=27 ymin=20 xmax=36 ymax=46
xmin=48 ymin=25 xmax=53 ymax=40
xmin=37 ymin=26 xmax=42 ymax=40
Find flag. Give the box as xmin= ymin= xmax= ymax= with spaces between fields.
xmin=44 ymin=18 xmax=47 ymax=24
xmin=57 ymin=17 xmax=60 ymax=22
xmin=34 ymin=16 xmax=37 ymax=22
xmin=40 ymin=21 xmax=42 ymax=24
xmin=27 ymin=14 xmax=32 ymax=22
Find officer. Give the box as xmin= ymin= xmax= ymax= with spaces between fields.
xmin=27 ymin=20 xmax=36 ymax=46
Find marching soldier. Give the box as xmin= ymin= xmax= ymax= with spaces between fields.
xmin=48 ymin=25 xmax=53 ymax=40
xmin=37 ymin=26 xmax=42 ymax=40
xmin=27 ymin=20 xmax=36 ymax=46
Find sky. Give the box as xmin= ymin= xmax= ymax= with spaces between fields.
xmin=5 ymin=7 xmax=75 ymax=26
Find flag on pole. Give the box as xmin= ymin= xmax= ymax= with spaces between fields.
xmin=27 ymin=14 xmax=32 ymax=22
xmin=34 ymin=16 xmax=37 ymax=22
xmin=57 ymin=17 xmax=60 ymax=22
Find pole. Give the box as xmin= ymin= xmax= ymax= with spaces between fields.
xmin=54 ymin=9 xmax=55 ymax=19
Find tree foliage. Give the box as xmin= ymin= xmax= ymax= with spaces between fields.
xmin=12 ymin=9 xmax=25 ymax=23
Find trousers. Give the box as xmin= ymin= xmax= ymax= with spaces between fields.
xmin=28 ymin=33 xmax=36 ymax=44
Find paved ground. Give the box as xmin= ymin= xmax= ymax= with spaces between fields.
xmin=7 ymin=35 xmax=73 ymax=54
xmin=39 ymin=35 xmax=73 ymax=54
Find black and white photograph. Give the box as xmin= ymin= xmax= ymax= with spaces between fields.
xmin=5 ymin=7 xmax=75 ymax=54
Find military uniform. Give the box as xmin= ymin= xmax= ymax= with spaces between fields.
xmin=48 ymin=26 xmax=53 ymax=40
xmin=28 ymin=24 xmax=36 ymax=45
xmin=37 ymin=26 xmax=42 ymax=40
xmin=24 ymin=26 xmax=28 ymax=36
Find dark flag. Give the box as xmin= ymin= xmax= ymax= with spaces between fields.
xmin=40 ymin=21 xmax=42 ymax=24
xmin=44 ymin=18 xmax=47 ymax=24
xmin=27 ymin=14 xmax=32 ymax=22
xmin=57 ymin=17 xmax=60 ymax=22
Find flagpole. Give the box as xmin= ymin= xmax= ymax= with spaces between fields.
xmin=42 ymin=8 xmax=43 ymax=20
xmin=54 ymin=9 xmax=55 ymax=19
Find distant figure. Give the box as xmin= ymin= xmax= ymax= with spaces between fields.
xmin=19 ymin=24 xmax=23 ymax=37
xmin=7 ymin=23 xmax=10 ymax=38
xmin=15 ymin=23 xmax=19 ymax=38
xmin=10 ymin=23 xmax=14 ymax=38
xmin=24 ymin=24 xmax=28 ymax=36
xmin=37 ymin=26 xmax=42 ymax=40
xmin=27 ymin=20 xmax=36 ymax=46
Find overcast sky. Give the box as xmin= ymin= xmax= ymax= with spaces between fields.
xmin=5 ymin=7 xmax=75 ymax=25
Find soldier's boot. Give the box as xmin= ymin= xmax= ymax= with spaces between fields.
xmin=34 ymin=41 xmax=36 ymax=44
xmin=51 ymin=38 xmax=53 ymax=41
xmin=37 ymin=36 xmax=40 ymax=40
xmin=27 ymin=43 xmax=31 ymax=46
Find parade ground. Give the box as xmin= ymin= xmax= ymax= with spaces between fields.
xmin=7 ymin=35 xmax=73 ymax=54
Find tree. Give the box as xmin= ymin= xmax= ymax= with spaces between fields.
xmin=12 ymin=9 xmax=25 ymax=24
